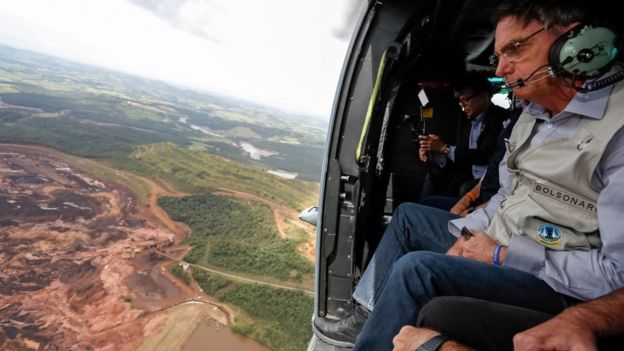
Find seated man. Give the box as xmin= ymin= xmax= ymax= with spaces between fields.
xmin=425 ymin=106 xmax=522 ymax=214
xmin=313 ymin=1 xmax=624 ymax=349
xmin=393 ymin=288 xmax=624 ymax=351
xmin=419 ymin=71 xmax=506 ymax=198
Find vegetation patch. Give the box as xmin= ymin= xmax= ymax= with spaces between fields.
xmin=170 ymin=264 xmax=191 ymax=286
xmin=225 ymin=126 xmax=261 ymax=139
xmin=191 ymin=268 xmax=230 ymax=295
xmin=0 ymin=92 xmax=78 ymax=112
xmin=159 ymin=194 xmax=313 ymax=282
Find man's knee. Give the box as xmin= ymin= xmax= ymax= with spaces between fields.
xmin=393 ymin=203 xmax=436 ymax=227
xmin=392 ymin=251 xmax=441 ymax=277
xmin=394 ymin=202 xmax=425 ymax=220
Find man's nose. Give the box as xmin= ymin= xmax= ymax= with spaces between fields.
xmin=494 ymin=57 xmax=511 ymax=77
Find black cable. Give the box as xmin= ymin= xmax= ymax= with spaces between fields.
xmin=577 ymin=70 xmax=624 ymax=93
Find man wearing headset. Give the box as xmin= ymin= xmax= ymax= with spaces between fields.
xmin=313 ymin=0 xmax=624 ymax=350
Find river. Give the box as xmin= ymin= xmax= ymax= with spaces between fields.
xmin=182 ymin=316 xmax=271 ymax=351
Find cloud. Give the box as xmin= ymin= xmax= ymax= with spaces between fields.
xmin=130 ymin=0 xmax=361 ymax=43
xmin=128 ymin=0 xmax=225 ymax=43
xmin=128 ymin=0 xmax=185 ymax=18
xmin=331 ymin=0 xmax=363 ymax=40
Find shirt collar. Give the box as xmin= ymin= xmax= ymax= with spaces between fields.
xmin=471 ymin=109 xmax=486 ymax=125
xmin=524 ymin=67 xmax=619 ymax=122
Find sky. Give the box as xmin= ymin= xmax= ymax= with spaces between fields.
xmin=0 ymin=0 xmax=364 ymax=118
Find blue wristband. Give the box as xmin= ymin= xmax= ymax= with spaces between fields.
xmin=493 ymin=244 xmax=503 ymax=266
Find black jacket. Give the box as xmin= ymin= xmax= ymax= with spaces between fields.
xmin=449 ymin=103 xmax=507 ymax=192
xmin=479 ymin=107 xmax=522 ymax=203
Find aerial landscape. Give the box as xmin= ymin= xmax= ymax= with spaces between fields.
xmin=0 ymin=44 xmax=325 ymax=351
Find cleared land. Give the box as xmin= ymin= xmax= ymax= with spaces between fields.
xmin=0 ymin=145 xmax=179 ymax=350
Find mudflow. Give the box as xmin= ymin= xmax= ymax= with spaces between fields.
xmin=0 ymin=146 xmax=188 ymax=350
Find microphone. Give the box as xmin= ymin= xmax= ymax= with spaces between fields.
xmin=503 ymin=64 xmax=553 ymax=91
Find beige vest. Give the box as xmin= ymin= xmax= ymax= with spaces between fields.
xmin=486 ymin=82 xmax=624 ymax=250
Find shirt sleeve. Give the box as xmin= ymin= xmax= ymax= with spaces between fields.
xmin=505 ymin=128 xmax=624 ymax=300
xmin=447 ymin=145 xmax=456 ymax=162
xmin=433 ymin=154 xmax=447 ymax=168
xmin=433 ymin=146 xmax=456 ymax=168
xmin=448 ymin=208 xmax=490 ymax=236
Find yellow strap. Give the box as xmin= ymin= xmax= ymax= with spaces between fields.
xmin=356 ymin=49 xmax=389 ymax=164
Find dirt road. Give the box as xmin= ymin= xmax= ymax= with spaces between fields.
xmin=153 ymin=249 xmax=314 ymax=296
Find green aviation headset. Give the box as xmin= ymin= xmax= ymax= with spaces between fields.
xmin=549 ymin=24 xmax=621 ymax=79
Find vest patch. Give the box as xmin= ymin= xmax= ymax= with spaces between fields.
xmin=538 ymin=223 xmax=562 ymax=246
xmin=533 ymin=183 xmax=597 ymax=213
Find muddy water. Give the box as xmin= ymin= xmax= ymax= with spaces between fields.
xmin=182 ymin=318 xmax=271 ymax=351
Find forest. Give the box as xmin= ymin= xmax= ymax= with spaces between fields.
xmin=159 ymin=194 xmax=314 ymax=283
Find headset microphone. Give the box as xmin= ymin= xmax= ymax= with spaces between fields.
xmin=503 ymin=64 xmax=552 ymax=91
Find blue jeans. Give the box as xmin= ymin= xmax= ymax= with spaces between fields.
xmin=351 ymin=203 xmax=573 ymax=350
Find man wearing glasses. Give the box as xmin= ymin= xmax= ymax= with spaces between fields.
xmin=314 ymin=0 xmax=624 ymax=350
xmin=418 ymin=71 xmax=506 ymax=203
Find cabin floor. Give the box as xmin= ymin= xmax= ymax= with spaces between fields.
xmin=307 ymin=335 xmax=353 ymax=351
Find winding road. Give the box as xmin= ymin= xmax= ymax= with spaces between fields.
xmin=152 ymin=249 xmax=314 ymax=295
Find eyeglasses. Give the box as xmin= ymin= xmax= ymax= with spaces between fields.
xmin=458 ymin=92 xmax=479 ymax=105
xmin=489 ymin=27 xmax=545 ymax=67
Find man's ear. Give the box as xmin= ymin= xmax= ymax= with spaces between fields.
xmin=560 ymin=22 xmax=581 ymax=35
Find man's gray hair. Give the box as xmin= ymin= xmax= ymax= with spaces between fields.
xmin=495 ymin=0 xmax=586 ymax=33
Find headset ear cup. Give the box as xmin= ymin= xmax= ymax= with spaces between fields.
xmin=548 ymin=28 xmax=572 ymax=76
xmin=549 ymin=24 xmax=620 ymax=78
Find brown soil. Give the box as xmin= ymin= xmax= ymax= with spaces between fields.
xmin=0 ymin=145 xmax=193 ymax=350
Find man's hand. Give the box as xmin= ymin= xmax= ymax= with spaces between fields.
xmin=461 ymin=231 xmax=498 ymax=263
xmin=447 ymin=231 xmax=507 ymax=264
xmin=513 ymin=313 xmax=597 ymax=351
xmin=419 ymin=148 xmax=428 ymax=162
xmin=419 ymin=134 xmax=446 ymax=154
xmin=393 ymin=326 xmax=475 ymax=351
xmin=392 ymin=326 xmax=439 ymax=351
xmin=446 ymin=235 xmax=468 ymax=256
